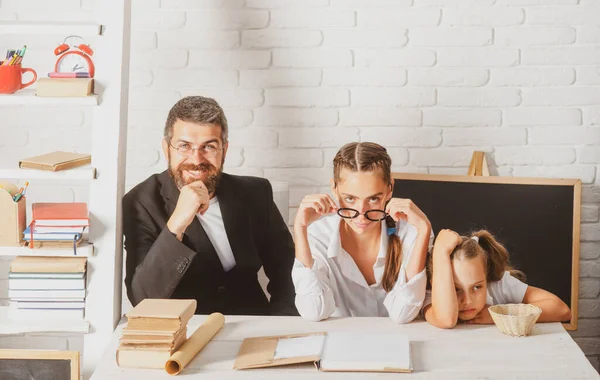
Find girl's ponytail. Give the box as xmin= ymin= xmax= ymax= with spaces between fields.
xmin=382 ymin=217 xmax=402 ymax=292
xmin=474 ymin=230 xmax=525 ymax=282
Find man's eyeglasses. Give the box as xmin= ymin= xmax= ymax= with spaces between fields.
xmin=337 ymin=208 xmax=387 ymax=222
xmin=169 ymin=141 xmax=223 ymax=158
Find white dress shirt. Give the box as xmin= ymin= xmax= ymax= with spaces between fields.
xmin=196 ymin=196 xmax=236 ymax=272
xmin=292 ymin=214 xmax=434 ymax=323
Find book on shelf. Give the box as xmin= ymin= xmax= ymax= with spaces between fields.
xmin=23 ymin=225 xmax=84 ymax=241
xmin=9 ymin=289 xmax=86 ymax=299
xmin=7 ymin=255 xmax=88 ymax=322
xmin=19 ymin=151 xmax=91 ymax=172
xmin=10 ymin=256 xmax=87 ymax=273
xmin=8 ymin=277 xmax=86 ymax=290
xmin=31 ymin=202 xmax=89 ymax=227
xmin=35 ymin=78 xmax=94 ymax=98
xmin=33 ymin=226 xmax=88 ymax=234
xmin=7 ymin=304 xmax=84 ymax=320
xmin=10 ymin=300 xmax=85 ymax=309
xmin=9 ymin=272 xmax=84 ymax=279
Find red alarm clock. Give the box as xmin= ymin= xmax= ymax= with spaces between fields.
xmin=54 ymin=35 xmax=95 ymax=78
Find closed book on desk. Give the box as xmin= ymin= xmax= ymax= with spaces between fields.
xmin=121 ymin=327 xmax=186 ymax=343
xmin=119 ymin=328 xmax=186 ymax=349
xmin=234 ymin=332 xmax=412 ymax=373
xmin=116 ymin=349 xmax=174 ymax=370
xmin=19 ymin=151 xmax=91 ymax=172
xmin=116 ymin=327 xmax=187 ymax=369
xmin=126 ymin=299 xmax=196 ymax=332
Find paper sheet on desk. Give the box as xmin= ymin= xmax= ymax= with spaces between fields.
xmin=273 ymin=334 xmax=326 ymax=360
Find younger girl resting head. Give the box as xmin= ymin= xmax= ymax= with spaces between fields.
xmin=423 ymin=229 xmax=571 ymax=329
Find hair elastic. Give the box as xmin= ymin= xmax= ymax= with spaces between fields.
xmin=387 ymin=227 xmax=397 ymax=236
xmin=471 ymin=236 xmax=479 ymax=243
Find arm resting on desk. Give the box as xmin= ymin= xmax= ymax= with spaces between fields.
xmin=384 ymin=267 xmax=427 ymax=324
xmin=523 ymin=286 xmax=572 ymax=323
xmin=292 ymin=257 xmax=336 ymax=321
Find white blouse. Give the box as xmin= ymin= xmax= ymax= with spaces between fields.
xmin=292 ymin=214 xmax=434 ymax=323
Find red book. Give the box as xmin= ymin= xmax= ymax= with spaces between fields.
xmin=32 ymin=203 xmax=89 ymax=227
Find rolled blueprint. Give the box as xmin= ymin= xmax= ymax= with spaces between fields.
xmin=165 ymin=312 xmax=225 ymax=375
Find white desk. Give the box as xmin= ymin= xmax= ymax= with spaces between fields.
xmin=90 ymin=315 xmax=599 ymax=380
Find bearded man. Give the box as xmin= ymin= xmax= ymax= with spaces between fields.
xmin=123 ymin=96 xmax=297 ymax=316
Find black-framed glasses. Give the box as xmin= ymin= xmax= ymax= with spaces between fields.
xmin=169 ymin=141 xmax=223 ymax=158
xmin=337 ymin=208 xmax=388 ymax=222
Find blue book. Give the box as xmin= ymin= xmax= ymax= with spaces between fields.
xmin=23 ymin=226 xmax=82 ymax=241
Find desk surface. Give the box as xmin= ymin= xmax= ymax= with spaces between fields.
xmin=91 ymin=315 xmax=599 ymax=380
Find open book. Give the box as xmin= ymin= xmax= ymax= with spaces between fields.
xmin=234 ymin=331 xmax=412 ymax=373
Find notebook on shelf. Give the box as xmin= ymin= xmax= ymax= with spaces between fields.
xmin=23 ymin=225 xmax=84 ymax=241
xmin=31 ymin=203 xmax=89 ymax=227
xmin=234 ymin=331 xmax=412 ymax=373
xmin=19 ymin=151 xmax=91 ymax=172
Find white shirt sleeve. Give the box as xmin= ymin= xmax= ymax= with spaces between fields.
xmin=384 ymin=267 xmax=427 ymax=323
xmin=383 ymin=224 xmax=432 ymax=324
xmin=488 ymin=271 xmax=528 ymax=305
xmin=291 ymin=229 xmax=336 ymax=322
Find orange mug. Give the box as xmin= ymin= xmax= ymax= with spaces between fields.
xmin=0 ymin=64 xmax=37 ymax=94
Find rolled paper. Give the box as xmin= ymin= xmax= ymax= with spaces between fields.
xmin=164 ymin=312 xmax=225 ymax=376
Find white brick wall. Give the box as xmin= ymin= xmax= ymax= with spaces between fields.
xmin=1 ymin=0 xmax=599 ymax=374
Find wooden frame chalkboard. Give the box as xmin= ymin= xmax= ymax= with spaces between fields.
xmin=391 ymin=173 xmax=581 ymax=330
xmin=0 ymin=349 xmax=79 ymax=380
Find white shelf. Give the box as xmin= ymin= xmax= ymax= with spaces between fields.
xmin=0 ymin=242 xmax=94 ymax=257
xmin=0 ymin=89 xmax=99 ymax=106
xmin=0 ymin=306 xmax=89 ymax=334
xmin=0 ymin=165 xmax=96 ymax=180
xmin=0 ymin=22 xmax=101 ymax=36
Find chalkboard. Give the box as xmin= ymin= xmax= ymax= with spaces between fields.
xmin=0 ymin=350 xmax=79 ymax=380
xmin=392 ymin=173 xmax=581 ymax=330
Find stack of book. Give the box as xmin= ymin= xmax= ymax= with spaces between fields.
xmin=117 ymin=299 xmax=196 ymax=369
xmin=8 ymin=256 xmax=87 ymax=320
xmin=25 ymin=202 xmax=89 ymax=254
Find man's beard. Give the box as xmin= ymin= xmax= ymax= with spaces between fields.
xmin=168 ymin=152 xmax=222 ymax=194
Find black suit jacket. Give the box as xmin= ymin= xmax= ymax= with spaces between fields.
xmin=122 ymin=171 xmax=298 ymax=316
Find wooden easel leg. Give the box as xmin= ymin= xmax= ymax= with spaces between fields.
xmin=468 ymin=151 xmax=490 ymax=176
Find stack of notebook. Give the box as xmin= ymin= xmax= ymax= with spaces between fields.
xmin=8 ymin=256 xmax=87 ymax=320
xmin=117 ymin=299 xmax=196 ymax=369
xmin=25 ymin=202 xmax=89 ymax=254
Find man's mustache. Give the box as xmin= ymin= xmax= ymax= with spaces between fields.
xmin=178 ymin=162 xmax=216 ymax=172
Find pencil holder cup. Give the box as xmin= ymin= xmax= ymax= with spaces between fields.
xmin=488 ymin=304 xmax=542 ymax=337
xmin=0 ymin=64 xmax=37 ymax=94
xmin=0 ymin=190 xmax=26 ymax=246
